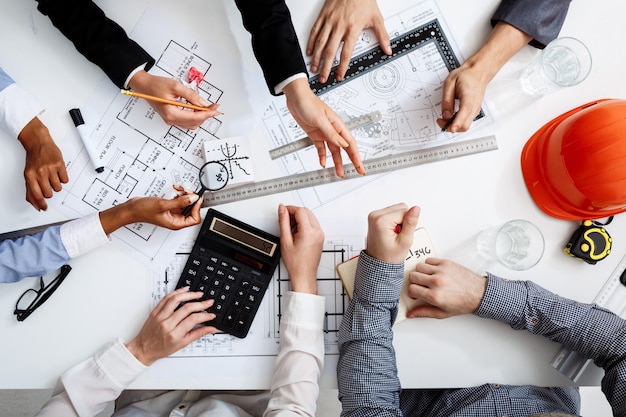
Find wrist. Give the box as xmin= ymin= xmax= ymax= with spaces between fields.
xmin=17 ymin=117 xmax=50 ymax=151
xmin=128 ymin=70 xmax=151 ymax=91
xmin=282 ymin=77 xmax=311 ymax=99
xmin=99 ymin=199 xmax=139 ymax=235
xmin=126 ymin=339 xmax=156 ymax=366
xmin=289 ymin=274 xmax=318 ymax=294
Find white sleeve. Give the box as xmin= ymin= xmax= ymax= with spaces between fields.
xmin=60 ymin=212 xmax=110 ymax=258
xmin=0 ymin=83 xmax=45 ymax=138
xmin=263 ymin=291 xmax=326 ymax=417
xmin=35 ymin=338 xmax=148 ymax=417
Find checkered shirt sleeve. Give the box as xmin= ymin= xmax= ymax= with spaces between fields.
xmin=337 ymin=250 xmax=405 ymax=417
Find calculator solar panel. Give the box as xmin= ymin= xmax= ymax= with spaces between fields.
xmin=175 ymin=208 xmax=280 ymax=338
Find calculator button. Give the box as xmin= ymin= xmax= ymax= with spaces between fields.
xmin=235 ymin=313 xmax=250 ymax=332
xmin=224 ymin=311 xmax=236 ymax=326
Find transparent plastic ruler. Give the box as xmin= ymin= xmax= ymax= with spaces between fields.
xmin=202 ymin=135 xmax=497 ymax=207
xmin=550 ymin=253 xmax=626 ymax=381
xmin=269 ymin=111 xmax=382 ymax=160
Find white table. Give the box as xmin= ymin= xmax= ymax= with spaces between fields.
xmin=1 ymin=0 xmax=625 ymax=390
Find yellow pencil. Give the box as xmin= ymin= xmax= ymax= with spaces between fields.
xmin=120 ymin=89 xmax=218 ymax=112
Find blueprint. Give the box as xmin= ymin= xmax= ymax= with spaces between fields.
xmin=151 ymin=236 xmax=363 ymax=357
xmin=49 ymin=9 xmax=268 ymax=266
xmin=262 ymin=0 xmax=494 ymax=208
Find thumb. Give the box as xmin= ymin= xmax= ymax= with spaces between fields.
xmin=399 ymin=206 xmax=420 ymax=239
xmin=277 ymin=204 xmax=293 ymax=246
xmin=322 ymin=114 xmax=350 ymax=148
xmin=167 ymin=193 xmax=200 ymax=211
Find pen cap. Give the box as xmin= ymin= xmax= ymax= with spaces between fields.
xmin=521 ymin=98 xmax=626 ymax=220
xmin=69 ymin=108 xmax=84 ymax=127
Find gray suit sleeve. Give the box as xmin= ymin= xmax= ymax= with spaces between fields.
xmin=491 ymin=0 xmax=572 ymax=48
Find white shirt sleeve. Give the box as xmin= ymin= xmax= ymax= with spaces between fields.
xmin=35 ymin=338 xmax=148 ymax=417
xmin=263 ymin=291 xmax=326 ymax=417
xmin=273 ymin=73 xmax=308 ymax=95
xmin=0 ymin=83 xmax=45 ymax=138
xmin=124 ymin=62 xmax=150 ymax=89
xmin=60 ymin=212 xmax=110 ymax=258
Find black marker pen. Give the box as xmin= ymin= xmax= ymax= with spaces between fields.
xmin=69 ymin=108 xmax=104 ymax=173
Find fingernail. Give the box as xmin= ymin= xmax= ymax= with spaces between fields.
xmin=339 ymin=138 xmax=349 ymax=148
xmin=189 ymin=194 xmax=200 ymax=203
xmin=200 ymin=98 xmax=211 ymax=107
xmin=443 ymin=110 xmax=452 ymax=119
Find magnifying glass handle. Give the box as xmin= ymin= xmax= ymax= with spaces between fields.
xmin=181 ymin=190 xmax=203 ymax=216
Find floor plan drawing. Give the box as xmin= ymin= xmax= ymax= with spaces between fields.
xmin=50 ymin=9 xmax=267 ymax=266
xmin=151 ymin=236 xmax=363 ymax=357
xmin=262 ymin=0 xmax=494 ymax=209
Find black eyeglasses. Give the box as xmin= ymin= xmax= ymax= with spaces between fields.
xmin=14 ymin=264 xmax=72 ymax=322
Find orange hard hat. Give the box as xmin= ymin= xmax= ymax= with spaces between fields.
xmin=521 ymin=98 xmax=626 ymax=220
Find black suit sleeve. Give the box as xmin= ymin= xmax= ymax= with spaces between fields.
xmin=234 ymin=0 xmax=308 ymax=95
xmin=36 ymin=0 xmax=155 ymax=88
xmin=492 ymin=0 xmax=571 ymax=48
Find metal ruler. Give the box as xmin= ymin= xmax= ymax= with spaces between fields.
xmin=269 ymin=111 xmax=383 ymax=160
xmin=308 ymin=19 xmax=461 ymax=96
xmin=550 ymin=253 xmax=626 ymax=381
xmin=202 ymin=135 xmax=497 ymax=207
xmin=0 ymin=219 xmax=70 ymax=242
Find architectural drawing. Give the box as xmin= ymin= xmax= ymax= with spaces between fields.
xmin=151 ymin=236 xmax=363 ymax=357
xmin=262 ymin=0 xmax=494 ymax=208
xmin=49 ymin=9 xmax=267 ymax=265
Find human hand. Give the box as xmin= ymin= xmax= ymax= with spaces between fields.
xmin=307 ymin=0 xmax=390 ymax=84
xmin=437 ymin=21 xmax=533 ymax=133
xmin=365 ymin=203 xmax=420 ymax=263
xmin=283 ymin=78 xmax=365 ymax=177
xmin=436 ymin=62 xmax=491 ymax=133
xmin=278 ymin=204 xmax=324 ymax=294
xmin=126 ymin=287 xmax=217 ymax=366
xmin=406 ymin=257 xmax=487 ymax=319
xmin=18 ymin=117 xmax=68 ymax=211
xmin=128 ymin=71 xmax=220 ymax=130
xmin=99 ymin=185 xmax=202 ymax=235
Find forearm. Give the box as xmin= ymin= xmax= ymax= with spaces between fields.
xmin=337 ymin=252 xmax=404 ymax=416
xmin=36 ymin=339 xmax=147 ymax=417
xmin=233 ymin=0 xmax=307 ymax=94
xmin=492 ymin=0 xmax=571 ymax=48
xmin=476 ymin=275 xmax=626 ymax=411
xmin=0 ymin=82 xmax=45 ymax=139
xmin=263 ymin=292 xmax=325 ymax=417
xmin=462 ymin=21 xmax=532 ymax=84
xmin=98 ymin=200 xmax=142 ymax=235
xmin=35 ymin=0 xmax=154 ymax=88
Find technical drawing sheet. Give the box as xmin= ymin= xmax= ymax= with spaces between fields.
xmin=49 ymin=9 xmax=268 ymax=268
xmin=262 ymin=0 xmax=494 ymax=209
xmin=151 ymin=235 xmax=363 ymax=357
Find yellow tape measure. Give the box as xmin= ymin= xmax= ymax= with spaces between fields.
xmin=564 ymin=219 xmax=612 ymax=264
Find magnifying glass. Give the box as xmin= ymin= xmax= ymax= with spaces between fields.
xmin=181 ymin=161 xmax=229 ymax=216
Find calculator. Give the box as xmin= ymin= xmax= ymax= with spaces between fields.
xmin=175 ymin=208 xmax=281 ymax=338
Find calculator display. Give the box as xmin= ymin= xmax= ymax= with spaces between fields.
xmin=210 ymin=217 xmax=277 ymax=257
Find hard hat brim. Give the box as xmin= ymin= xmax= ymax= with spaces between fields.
xmin=521 ymin=99 xmax=620 ymax=220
